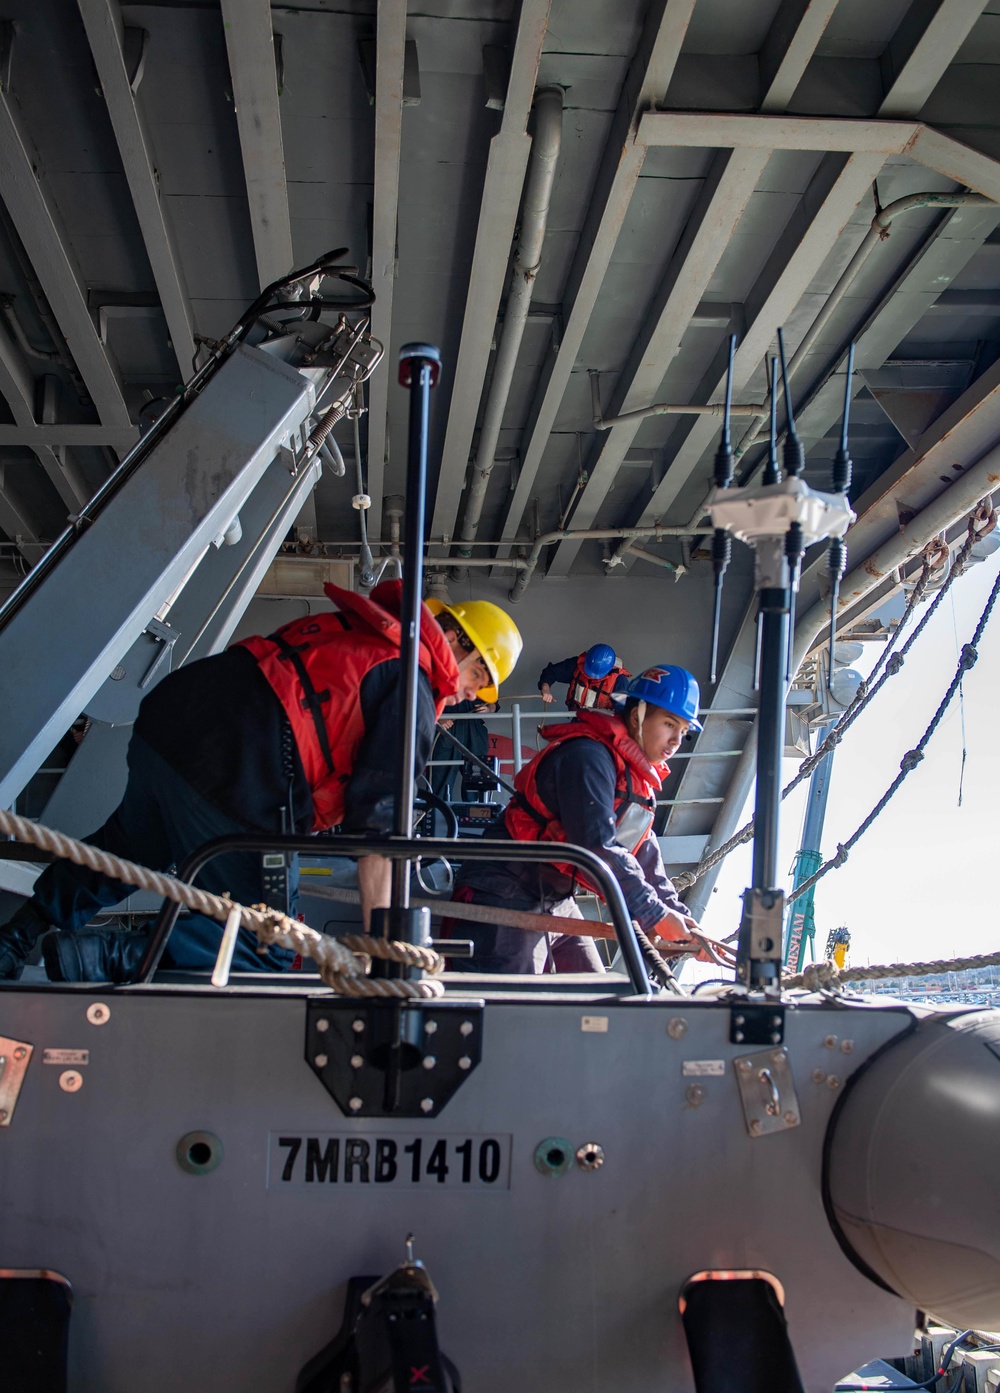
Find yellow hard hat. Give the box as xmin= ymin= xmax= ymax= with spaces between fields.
xmin=425 ymin=597 xmax=523 ymax=703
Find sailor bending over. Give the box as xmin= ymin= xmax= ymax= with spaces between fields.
xmin=538 ymin=643 xmax=631 ymax=711
xmin=0 ymin=585 xmax=521 ymax=982
xmin=448 ymin=664 xmax=703 ymax=974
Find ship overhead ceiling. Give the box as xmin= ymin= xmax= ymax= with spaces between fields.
xmin=0 ymin=1 xmax=999 ymax=587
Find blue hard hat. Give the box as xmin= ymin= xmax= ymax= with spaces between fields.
xmin=615 ymin=664 xmax=702 ymax=731
xmin=583 ymin=643 xmax=617 ymax=679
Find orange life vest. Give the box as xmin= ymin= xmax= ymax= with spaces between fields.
xmin=239 ymin=580 xmax=459 ymax=830
xmin=567 ymin=652 xmax=629 ymax=711
xmin=504 ymin=709 xmax=666 ymax=893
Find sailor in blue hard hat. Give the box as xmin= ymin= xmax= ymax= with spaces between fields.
xmin=448 ymin=659 xmax=708 ymax=975
xmin=612 ymin=664 xmax=703 ymax=762
xmin=537 ymin=642 xmax=631 ymax=712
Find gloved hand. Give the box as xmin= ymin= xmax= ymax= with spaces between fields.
xmin=651 ymin=910 xmax=714 ymax=962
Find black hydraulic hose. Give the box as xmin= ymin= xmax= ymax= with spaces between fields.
xmin=137 ymin=832 xmax=653 ymax=994
xmin=0 ymin=248 xmax=374 ymax=635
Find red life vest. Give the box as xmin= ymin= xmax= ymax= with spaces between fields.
xmin=567 ymin=652 xmax=629 ymax=711
xmin=239 ymin=580 xmax=459 ymax=831
xmin=504 ymin=709 xmax=667 ymax=893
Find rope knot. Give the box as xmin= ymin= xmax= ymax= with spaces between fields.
xmin=802 ymin=961 xmax=840 ymax=991
xmin=831 ymin=842 xmax=849 ymax=868
xmin=886 ymin=653 xmax=904 ymax=676
xmin=900 ymin=748 xmax=924 ymax=773
xmin=960 ymin=643 xmax=978 ymax=671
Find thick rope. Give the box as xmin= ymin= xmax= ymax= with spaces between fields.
xmin=675 ymin=504 xmax=997 ymax=894
xmin=0 ymin=808 xmax=443 ymax=998
xmin=784 ymin=947 xmax=1000 ymax=993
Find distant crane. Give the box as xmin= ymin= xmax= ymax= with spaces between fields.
xmin=825 ymin=925 xmax=851 ymax=970
xmin=783 ymin=718 xmax=838 ymax=974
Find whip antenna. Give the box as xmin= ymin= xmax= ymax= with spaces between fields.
xmin=826 ymin=342 xmax=856 ymax=687
xmin=763 ymin=355 xmax=780 ymax=487
xmin=777 ymin=327 xmax=804 ymax=478
xmin=709 ymin=333 xmax=738 ymax=683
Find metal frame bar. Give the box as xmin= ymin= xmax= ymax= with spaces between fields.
xmin=77 ymin=0 xmax=196 ymax=377
xmin=364 ymin=0 xmax=408 ymax=541
xmin=636 ymin=112 xmax=921 ymax=153
xmin=429 ymin=0 xmax=551 ymax=542
xmin=0 ymin=426 xmax=140 ymax=448
xmin=543 ymin=148 xmax=769 ymax=577
xmin=878 ymin=0 xmax=990 ymax=118
xmin=0 ymin=91 xmax=131 ymax=427
xmin=220 ymin=0 xmax=294 ymax=290
xmin=759 ymin=0 xmax=841 ymax=112
xmin=490 ymin=0 xmax=697 ymax=558
xmin=0 ymin=319 xmax=87 ymax=512
xmin=138 ymin=832 xmax=653 ymax=994
xmin=0 ymin=464 xmax=38 ymax=548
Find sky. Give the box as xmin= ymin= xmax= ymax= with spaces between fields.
xmin=695 ymin=545 xmax=1000 ymax=975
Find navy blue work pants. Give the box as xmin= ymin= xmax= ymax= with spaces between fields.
xmin=30 ymin=736 xmax=295 ymax=972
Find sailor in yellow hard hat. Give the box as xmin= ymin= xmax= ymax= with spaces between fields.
xmin=0 ymin=581 xmax=523 ymax=984
xmin=425 ymin=597 xmax=522 ymax=705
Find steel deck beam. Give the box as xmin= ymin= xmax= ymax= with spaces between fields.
xmin=491 ymin=0 xmax=696 ymax=556
xmin=878 ymin=0 xmax=989 ymax=118
xmin=220 ymin=0 xmax=294 ymax=290
xmin=0 ymin=93 xmax=131 ymax=428
xmin=543 ymin=147 xmax=770 ymax=576
xmin=758 ymin=0 xmax=841 ymax=112
xmin=0 ymin=426 xmax=141 ymax=449
xmin=363 ymin=0 xmax=408 ymax=541
xmin=0 ymin=320 xmax=88 ymax=512
xmin=429 ymin=0 xmax=551 ymax=543
xmin=78 ymin=0 xmax=196 ymax=378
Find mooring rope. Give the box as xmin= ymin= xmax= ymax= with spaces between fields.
xmin=0 ymin=808 xmax=444 ymax=998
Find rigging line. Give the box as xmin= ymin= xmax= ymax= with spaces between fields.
xmin=675 ymin=506 xmax=996 ymax=891
xmin=950 ymin=586 xmax=968 ymax=808
xmin=787 ymin=557 xmax=1000 ymax=906
xmin=786 ymin=947 xmax=1000 ymax=991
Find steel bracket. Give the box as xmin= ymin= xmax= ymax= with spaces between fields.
xmin=730 ymin=999 xmax=785 ymax=1046
xmin=138 ymin=617 xmax=179 ymax=690
xmin=733 ymin=1046 xmax=800 ymax=1137
xmin=0 ymin=1036 xmax=33 ymax=1125
xmin=737 ymin=887 xmax=786 ymax=994
xmin=305 ymin=999 xmax=483 ymax=1119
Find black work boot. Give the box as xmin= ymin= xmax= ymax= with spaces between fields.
xmin=0 ymin=902 xmax=51 ymax=980
xmin=42 ymin=929 xmax=153 ymax=984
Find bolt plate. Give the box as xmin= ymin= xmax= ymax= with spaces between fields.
xmin=733 ymin=1047 xmax=800 ymax=1138
xmin=729 ymin=1000 xmax=784 ymax=1045
xmin=305 ymin=999 xmax=483 ymax=1119
xmin=0 ymin=1036 xmax=33 ymax=1125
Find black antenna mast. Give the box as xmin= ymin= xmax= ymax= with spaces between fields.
xmin=709 ymin=333 xmax=737 ymax=684
xmin=826 ymin=342 xmax=856 ymax=686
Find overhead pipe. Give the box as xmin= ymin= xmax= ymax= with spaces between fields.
xmin=591 ymin=363 xmax=766 ymax=430
xmin=685 ymin=452 xmax=1000 ymax=920
xmin=452 ymin=86 xmax=564 ymax=578
xmin=508 ymin=521 xmax=697 ymax=603
xmin=732 ymin=191 xmax=997 ymax=464
xmin=617 ymin=544 xmax=685 ymax=576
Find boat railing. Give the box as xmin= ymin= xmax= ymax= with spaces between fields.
xmin=138 ymin=832 xmax=654 ymax=994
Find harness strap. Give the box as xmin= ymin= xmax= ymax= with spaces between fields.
xmin=511 ymin=789 xmax=550 ymax=831
xmin=270 ymin=633 xmax=337 ymax=776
